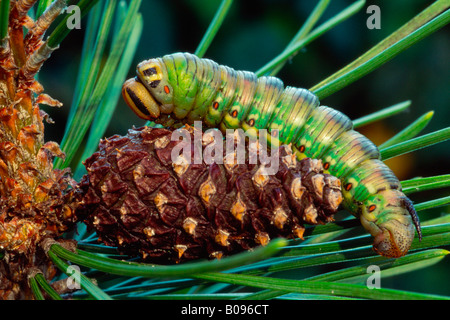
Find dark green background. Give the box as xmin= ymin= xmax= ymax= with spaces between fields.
xmin=39 ymin=0 xmax=449 ymax=296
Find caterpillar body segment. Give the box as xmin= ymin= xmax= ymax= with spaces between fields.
xmin=122 ymin=52 xmax=421 ymax=258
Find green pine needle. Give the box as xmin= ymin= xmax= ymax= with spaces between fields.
xmin=403 ymin=175 xmax=450 ymax=195
xmin=401 ymin=174 xmax=450 ymax=197
xmin=48 ymin=238 xmax=287 ymax=278
xmin=380 ymin=127 xmax=450 ymax=160
xmin=65 ymin=1 xmax=107 ymax=126
xmin=194 ymin=272 xmax=448 ymax=300
xmin=402 ymin=174 xmax=450 ymax=188
xmin=47 ymin=0 xmax=102 ymax=49
xmin=55 ymin=0 xmax=120 ymax=170
xmin=0 ymin=0 xmax=10 ymax=42
xmin=311 ymin=0 xmax=449 ymax=92
xmin=232 ymin=223 xmax=450 ymax=277
xmin=48 ymin=249 xmax=113 ymax=300
xmin=36 ymin=0 xmax=54 ymax=19
xmin=352 ymin=100 xmax=411 ymax=128
xmin=34 ymin=273 xmax=63 ymax=300
xmin=239 ymin=249 xmax=449 ymax=300
xmin=267 ymin=0 xmax=331 ymax=76
xmin=310 ymin=1 xmax=450 ymax=99
xmin=378 ymin=111 xmax=434 ymax=149
xmin=307 ymin=249 xmax=449 ymax=283
xmin=256 ymin=0 xmax=365 ymax=77
xmin=29 ymin=276 xmax=45 ymax=300
xmin=194 ymin=0 xmax=234 ymax=58
xmin=73 ymin=11 xmax=144 ymax=181
xmin=414 ymin=196 xmax=450 ymax=212
xmin=55 ymin=0 xmax=142 ymax=170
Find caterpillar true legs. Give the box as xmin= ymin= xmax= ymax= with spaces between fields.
xmin=122 ymin=52 xmax=421 ymax=258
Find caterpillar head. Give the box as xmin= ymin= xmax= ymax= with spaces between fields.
xmin=360 ymin=189 xmax=421 ymax=258
xmin=122 ymin=59 xmax=173 ymax=120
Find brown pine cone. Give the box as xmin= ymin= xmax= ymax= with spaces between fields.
xmin=78 ymin=126 xmax=343 ymax=263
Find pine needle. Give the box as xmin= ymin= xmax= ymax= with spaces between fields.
xmin=194 ymin=0 xmax=233 ymax=58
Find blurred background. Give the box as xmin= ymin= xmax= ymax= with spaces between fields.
xmin=39 ymin=0 xmax=449 ymax=295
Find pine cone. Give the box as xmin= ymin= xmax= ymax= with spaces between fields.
xmin=78 ymin=126 xmax=343 ymax=263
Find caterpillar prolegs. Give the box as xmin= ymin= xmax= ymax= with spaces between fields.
xmin=122 ymin=52 xmax=421 ymax=258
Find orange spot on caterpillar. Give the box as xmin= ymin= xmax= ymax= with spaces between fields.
xmin=231 ymin=110 xmax=238 ymax=118
xmin=213 ymin=101 xmax=219 ymax=110
xmin=324 ymin=162 xmax=330 ymax=170
xmin=164 ymin=86 xmax=170 ymax=94
xmin=344 ymin=183 xmax=352 ymax=191
xmin=368 ymin=205 xmax=377 ymax=212
xmin=299 ymin=145 xmax=305 ymax=153
xmin=248 ymin=119 xmax=255 ymax=127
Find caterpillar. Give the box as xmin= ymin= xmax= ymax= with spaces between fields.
xmin=122 ymin=52 xmax=421 ymax=258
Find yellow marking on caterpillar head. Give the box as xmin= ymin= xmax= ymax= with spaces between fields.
xmin=136 ymin=60 xmax=163 ymax=85
xmin=122 ymin=78 xmax=160 ymax=120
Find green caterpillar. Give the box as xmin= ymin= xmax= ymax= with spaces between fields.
xmin=122 ymin=52 xmax=421 ymax=258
